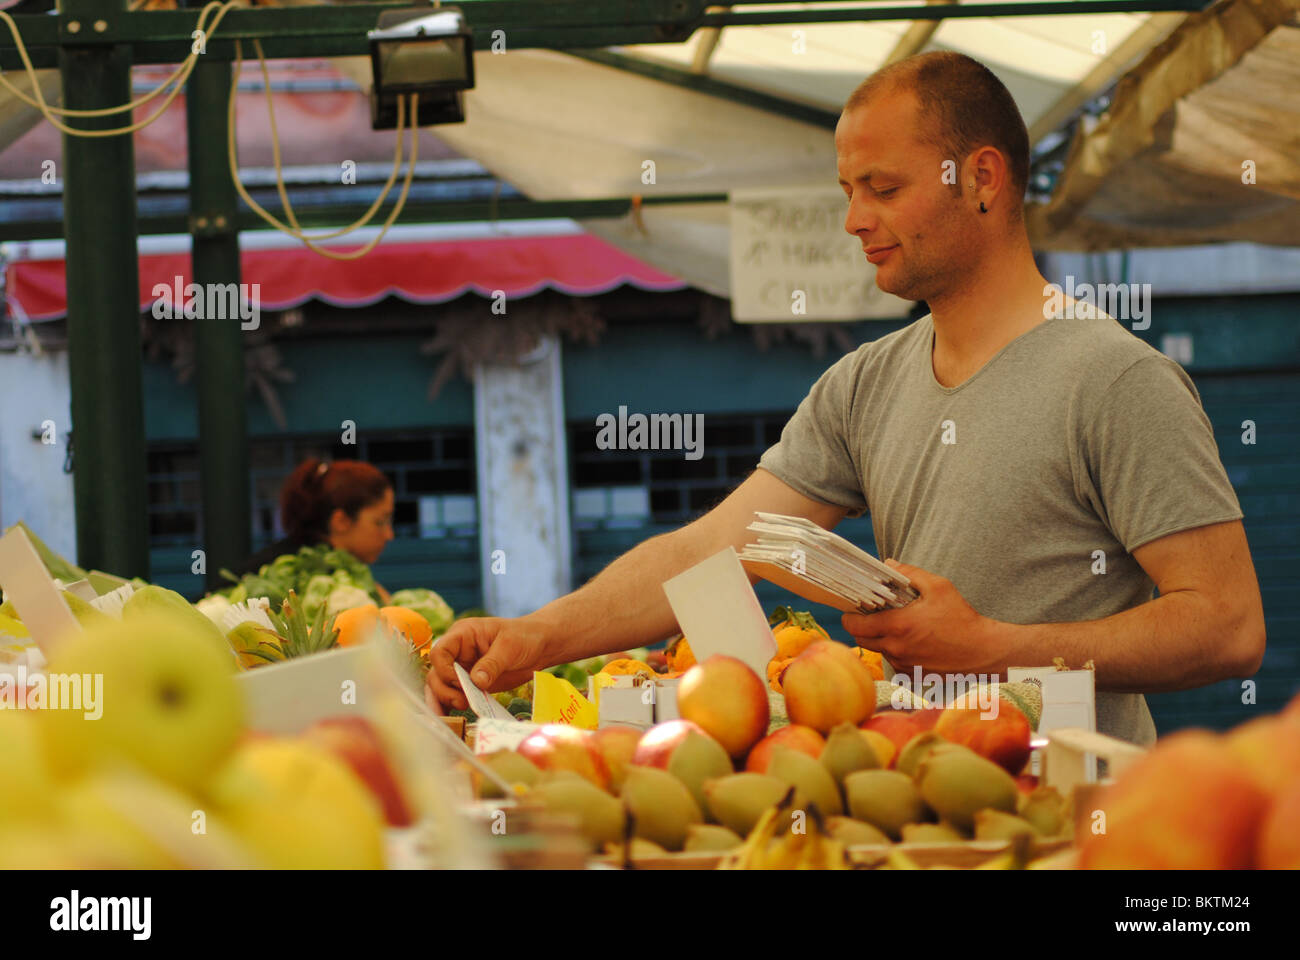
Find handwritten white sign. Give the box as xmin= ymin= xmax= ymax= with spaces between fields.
xmin=728 ymin=186 xmax=913 ymax=323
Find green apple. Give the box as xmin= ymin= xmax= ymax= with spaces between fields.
xmin=38 ymin=610 xmax=245 ymax=794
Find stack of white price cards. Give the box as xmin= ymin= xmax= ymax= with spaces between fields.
xmin=738 ymin=512 xmax=919 ymax=613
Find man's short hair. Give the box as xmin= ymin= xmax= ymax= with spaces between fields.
xmin=844 ymin=52 xmax=1030 ymax=208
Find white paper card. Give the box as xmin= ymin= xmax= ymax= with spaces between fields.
xmin=454 ymin=662 xmax=517 ymax=722
xmin=662 ymin=547 xmax=777 ymax=679
xmin=0 ymin=526 xmax=80 ymax=657
xmin=474 ymin=717 xmax=542 ymax=755
xmin=1009 ymin=667 xmax=1097 ymax=781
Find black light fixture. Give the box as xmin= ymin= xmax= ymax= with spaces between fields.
xmin=368 ymin=5 xmax=475 ymax=130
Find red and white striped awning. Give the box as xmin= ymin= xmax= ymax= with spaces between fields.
xmin=2 ymin=221 xmax=687 ymax=322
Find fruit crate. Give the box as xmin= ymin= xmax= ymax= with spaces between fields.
xmin=590 ymin=836 xmax=1075 ymax=870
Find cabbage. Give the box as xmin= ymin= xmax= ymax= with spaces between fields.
xmin=388 ymin=588 xmax=454 ymax=637
xmin=325 ymin=585 xmax=374 ymax=618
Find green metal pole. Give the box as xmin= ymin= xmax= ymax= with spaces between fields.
xmin=58 ymin=24 xmax=150 ymax=579
xmin=186 ymin=56 xmax=251 ymax=589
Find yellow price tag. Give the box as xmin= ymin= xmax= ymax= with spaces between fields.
xmin=532 ymin=670 xmax=598 ymax=729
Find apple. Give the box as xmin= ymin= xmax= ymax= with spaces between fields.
xmin=1225 ymin=715 xmax=1300 ymax=800
xmin=302 ymin=716 xmax=414 ymax=826
xmin=517 ymin=724 xmax=610 ymax=791
xmin=56 ymin=770 xmax=253 ymax=869
xmin=632 ymin=719 xmax=709 ymax=768
xmin=591 ymin=725 xmax=644 ymax=792
xmin=676 ymin=656 xmax=770 ymax=759
xmin=744 ymin=725 xmax=825 ymax=773
xmin=37 ymin=611 xmax=245 ymax=794
xmin=861 ymin=712 xmax=923 ymax=755
xmin=0 ymin=711 xmax=56 ymax=823
xmin=782 ymin=641 xmax=876 ymax=734
xmin=208 ymin=737 xmax=386 ymax=869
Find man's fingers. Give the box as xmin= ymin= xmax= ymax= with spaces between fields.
xmin=425 ymin=668 xmax=468 ymax=711
xmin=843 ymin=609 xmax=901 ymax=636
xmin=885 ymin=559 xmax=935 ymax=590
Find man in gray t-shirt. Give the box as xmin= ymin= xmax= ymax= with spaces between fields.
xmin=427 ymin=53 xmax=1266 ymax=753
xmin=759 ymin=308 xmax=1243 ymax=745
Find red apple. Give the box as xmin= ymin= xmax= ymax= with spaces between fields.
xmin=935 ymin=699 xmax=1032 ymax=776
xmin=782 ymin=641 xmax=876 ymax=734
xmin=591 ymin=725 xmax=644 ymax=792
xmin=632 ymin=719 xmax=709 ymax=769
xmin=861 ymin=712 xmax=923 ymax=755
xmin=516 ymin=724 xmax=609 ymax=791
xmin=910 ymin=706 xmax=942 ymax=731
xmin=301 ymin=716 xmax=413 ymax=827
xmin=677 ymin=656 xmax=771 ymax=759
xmin=744 ymin=725 xmax=825 ymax=773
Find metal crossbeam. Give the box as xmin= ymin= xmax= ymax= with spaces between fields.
xmin=0 ymin=0 xmax=1211 ymax=68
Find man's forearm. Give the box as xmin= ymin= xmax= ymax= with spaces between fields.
xmin=983 ymin=590 xmax=1250 ymax=693
xmin=526 ymin=526 xmax=728 ymax=666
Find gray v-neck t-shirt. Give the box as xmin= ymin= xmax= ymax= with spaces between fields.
xmin=758 ymin=311 xmax=1243 ymax=746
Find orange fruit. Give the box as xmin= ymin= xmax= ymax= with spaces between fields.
xmin=333 ymin=604 xmax=379 ymax=647
xmin=379 ymin=606 xmax=434 ymax=652
xmin=599 ymin=658 xmax=656 ymax=677
xmin=856 ymin=646 xmax=885 ymax=681
xmin=766 ymin=656 xmax=794 ymax=693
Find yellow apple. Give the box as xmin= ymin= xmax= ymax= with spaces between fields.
xmin=0 ymin=711 xmax=57 ymax=824
xmin=53 ymin=770 xmax=252 ymax=869
xmin=206 ymin=737 xmax=386 ymax=869
xmin=37 ymin=611 xmax=245 ymax=793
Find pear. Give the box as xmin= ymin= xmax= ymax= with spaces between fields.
xmin=820 ymin=722 xmax=880 ymax=786
xmin=621 ymin=766 xmax=702 ymax=851
xmin=475 ymin=750 xmax=542 ymax=799
xmin=974 ymin=809 xmax=1039 ymax=843
xmin=666 ymin=731 xmax=734 ymax=818
xmin=767 ymin=745 xmax=843 ymax=817
xmin=703 ymin=773 xmax=790 ymax=837
xmin=1018 ymin=785 xmax=1070 ymax=838
xmin=531 ymin=774 xmax=626 ymax=851
xmin=901 ymin=822 xmax=966 ymax=843
xmin=603 ymin=838 xmax=668 ymax=861
xmin=844 ymin=769 xmax=928 ymax=840
xmin=917 ymin=749 xmax=1019 ymax=833
xmin=825 ymin=816 xmax=891 ymax=847
xmin=684 ymin=824 xmax=744 ymax=852
xmin=896 ymin=730 xmax=964 ymax=779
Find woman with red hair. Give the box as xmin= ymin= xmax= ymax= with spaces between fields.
xmin=233 ymin=458 xmax=395 ymax=582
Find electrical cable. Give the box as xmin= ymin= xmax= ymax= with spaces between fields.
xmin=227 ymin=38 xmax=418 ymax=259
xmin=247 ymin=37 xmax=408 ymax=242
xmin=0 ymin=1 xmax=238 ymax=133
xmin=0 ymin=0 xmax=418 ymax=257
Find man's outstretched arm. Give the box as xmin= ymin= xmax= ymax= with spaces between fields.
xmin=428 ymin=468 xmax=848 ymax=709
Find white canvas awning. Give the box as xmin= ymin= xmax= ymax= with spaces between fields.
xmin=1027 ymin=0 xmax=1300 ymax=249
xmin=429 ymin=4 xmax=1190 ymax=303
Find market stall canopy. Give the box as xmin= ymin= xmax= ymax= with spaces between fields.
xmin=419 ymin=6 xmax=1188 ymax=300
xmin=1027 ymin=0 xmax=1300 ymax=249
xmin=2 ymin=222 xmax=685 ymax=322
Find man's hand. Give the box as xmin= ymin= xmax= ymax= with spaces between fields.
xmin=841 ymin=559 xmax=1003 ymax=677
xmin=426 ymin=616 xmax=552 ymax=711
